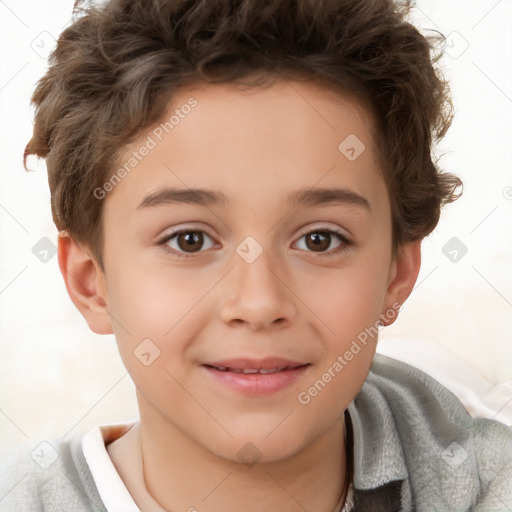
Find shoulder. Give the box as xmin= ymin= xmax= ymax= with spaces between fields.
xmin=0 ymin=436 xmax=106 ymax=512
xmin=366 ymin=352 xmax=512 ymax=442
xmin=356 ymin=353 xmax=512 ymax=509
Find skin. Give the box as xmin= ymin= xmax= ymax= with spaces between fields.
xmin=58 ymin=77 xmax=421 ymax=512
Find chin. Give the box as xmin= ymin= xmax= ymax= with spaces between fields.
xmin=199 ymin=427 xmax=310 ymax=466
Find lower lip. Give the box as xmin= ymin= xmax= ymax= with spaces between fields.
xmin=202 ymin=365 xmax=310 ymax=396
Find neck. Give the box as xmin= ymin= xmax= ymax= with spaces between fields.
xmin=137 ymin=397 xmax=348 ymax=512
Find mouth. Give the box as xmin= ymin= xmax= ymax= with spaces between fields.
xmin=201 ymin=358 xmax=311 ymax=395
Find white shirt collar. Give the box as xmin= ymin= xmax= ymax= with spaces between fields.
xmin=82 ymin=422 xmax=141 ymax=512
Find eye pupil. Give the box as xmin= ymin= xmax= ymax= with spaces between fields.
xmin=306 ymin=232 xmax=330 ymax=252
xmin=179 ymin=231 xmax=203 ymax=251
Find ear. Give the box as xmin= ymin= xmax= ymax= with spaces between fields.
xmin=380 ymin=240 xmax=422 ymax=327
xmin=57 ymin=231 xmax=113 ymax=335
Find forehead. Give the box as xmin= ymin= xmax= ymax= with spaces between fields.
xmin=169 ymin=77 xmax=377 ymax=152
xmin=106 ymin=77 xmax=389 ymax=217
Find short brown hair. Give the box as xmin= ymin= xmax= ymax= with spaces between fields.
xmin=24 ymin=0 xmax=462 ymax=271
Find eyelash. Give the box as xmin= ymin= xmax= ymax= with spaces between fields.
xmin=157 ymin=227 xmax=353 ymax=259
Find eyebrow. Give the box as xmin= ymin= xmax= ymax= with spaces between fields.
xmin=137 ymin=186 xmax=371 ymax=211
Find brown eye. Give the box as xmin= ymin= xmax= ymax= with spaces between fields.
xmin=304 ymin=231 xmax=332 ymax=252
xmin=176 ymin=231 xmax=204 ymax=252
xmin=294 ymin=228 xmax=351 ymax=256
xmin=161 ymin=229 xmax=216 ymax=256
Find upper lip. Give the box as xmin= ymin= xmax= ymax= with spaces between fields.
xmin=202 ymin=358 xmax=308 ymax=370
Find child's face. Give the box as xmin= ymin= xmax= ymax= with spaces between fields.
xmin=89 ymin=78 xmax=415 ymax=461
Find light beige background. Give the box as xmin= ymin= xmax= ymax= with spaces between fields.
xmin=0 ymin=0 xmax=511 ymax=449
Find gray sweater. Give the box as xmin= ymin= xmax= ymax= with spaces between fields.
xmin=1 ymin=353 xmax=511 ymax=511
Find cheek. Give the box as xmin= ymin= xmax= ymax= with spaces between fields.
xmin=107 ymin=251 xmax=201 ymax=329
xmin=295 ymin=271 xmax=385 ymax=416
xmin=299 ymin=258 xmax=390 ymax=340
xmin=104 ymin=259 xmax=213 ymax=374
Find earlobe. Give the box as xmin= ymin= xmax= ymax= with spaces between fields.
xmin=57 ymin=231 xmax=113 ymax=335
xmin=380 ymin=240 xmax=422 ymax=327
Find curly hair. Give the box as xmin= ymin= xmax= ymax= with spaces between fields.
xmin=24 ymin=0 xmax=462 ymax=271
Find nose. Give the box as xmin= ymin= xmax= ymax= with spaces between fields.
xmin=219 ymin=251 xmax=297 ymax=332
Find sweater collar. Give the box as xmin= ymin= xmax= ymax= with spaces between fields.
xmin=346 ymin=354 xmax=410 ymax=510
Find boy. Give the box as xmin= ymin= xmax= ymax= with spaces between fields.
xmin=2 ymin=0 xmax=511 ymax=510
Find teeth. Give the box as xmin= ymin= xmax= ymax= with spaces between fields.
xmin=211 ymin=366 xmax=290 ymax=374
xmin=257 ymin=367 xmax=288 ymax=374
